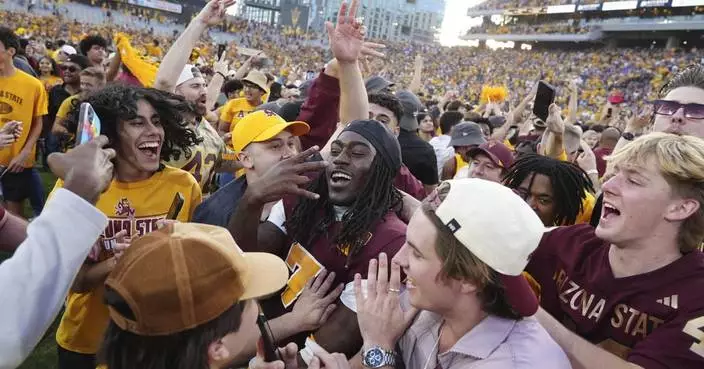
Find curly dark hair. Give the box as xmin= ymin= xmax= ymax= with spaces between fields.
xmin=368 ymin=93 xmax=404 ymax=124
xmin=64 ymin=85 xmax=201 ymax=162
xmin=79 ymin=34 xmax=108 ymax=56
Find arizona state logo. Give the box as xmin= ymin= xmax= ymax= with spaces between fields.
xmin=0 ymin=102 xmax=12 ymax=114
xmin=115 ymin=198 xmax=136 ymax=218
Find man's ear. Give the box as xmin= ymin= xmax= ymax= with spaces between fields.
xmin=664 ymin=198 xmax=700 ymax=222
xmin=6 ymin=46 xmax=16 ymax=57
xmin=207 ymin=338 xmax=231 ymax=365
xmin=238 ymin=150 xmax=254 ymax=170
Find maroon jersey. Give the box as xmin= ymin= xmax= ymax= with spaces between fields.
xmin=260 ymin=196 xmax=407 ymax=332
xmin=526 ymin=224 xmax=704 ymax=368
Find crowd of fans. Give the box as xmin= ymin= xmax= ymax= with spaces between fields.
xmin=469 ymin=0 xmax=578 ymax=12
xmin=467 ymin=19 xmax=590 ymax=35
xmin=3 ymin=0 xmax=704 ymax=369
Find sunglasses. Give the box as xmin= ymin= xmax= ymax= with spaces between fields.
xmin=653 ymin=100 xmax=704 ymax=120
xmin=60 ymin=65 xmax=80 ymax=73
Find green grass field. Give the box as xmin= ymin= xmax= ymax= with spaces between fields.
xmin=0 ymin=169 xmax=61 ymax=368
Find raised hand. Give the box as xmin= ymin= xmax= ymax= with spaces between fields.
xmin=546 ymin=104 xmax=565 ymax=134
xmin=48 ymin=135 xmax=116 ymax=204
xmin=291 ymin=269 xmax=344 ymax=332
xmin=325 ymin=0 xmax=365 ymax=64
xmin=196 ymin=0 xmax=236 ymax=26
xmin=576 ymin=140 xmax=597 ymax=174
xmin=214 ymin=48 xmax=230 ymax=76
xmin=626 ymin=105 xmax=653 ymax=133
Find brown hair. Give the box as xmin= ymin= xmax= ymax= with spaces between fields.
xmin=80 ymin=66 xmax=106 ymax=82
xmin=660 ymin=64 xmax=704 ymax=98
xmin=421 ymin=183 xmax=520 ymax=320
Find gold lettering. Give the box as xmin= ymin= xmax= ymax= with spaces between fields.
xmin=554 ymin=269 xmax=567 ymax=291
xmin=560 ymin=280 xmax=580 ymax=304
xmin=649 ymin=315 xmax=664 ymax=331
xmin=631 ymin=313 xmax=648 ymax=338
xmin=580 ymin=292 xmax=595 ymax=317
xmin=683 ymin=316 xmax=704 ymax=358
xmin=588 ymin=298 xmax=606 ymax=321
xmin=624 ymin=307 xmax=640 ymax=335
xmin=611 ymin=303 xmax=627 ymax=329
xmin=569 ymin=289 xmax=583 ymax=311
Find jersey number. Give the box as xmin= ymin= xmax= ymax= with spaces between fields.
xmin=182 ymin=151 xmax=217 ymax=184
xmin=683 ymin=316 xmax=704 ymax=358
xmin=281 ymin=243 xmax=323 ymax=308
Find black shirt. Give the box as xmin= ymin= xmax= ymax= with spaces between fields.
xmin=397 ymin=129 xmax=439 ymax=185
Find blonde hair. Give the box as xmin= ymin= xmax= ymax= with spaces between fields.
xmin=607 ymin=133 xmax=704 ymax=252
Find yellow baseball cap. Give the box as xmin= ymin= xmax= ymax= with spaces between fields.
xmin=232 ymin=110 xmax=310 ymax=152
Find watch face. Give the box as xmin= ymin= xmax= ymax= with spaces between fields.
xmin=364 ymin=348 xmax=385 ymax=368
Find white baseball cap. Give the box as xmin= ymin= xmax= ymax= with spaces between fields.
xmin=176 ymin=64 xmax=203 ymax=87
xmin=431 ymin=179 xmax=547 ymax=316
xmin=59 ymin=45 xmax=77 ymax=55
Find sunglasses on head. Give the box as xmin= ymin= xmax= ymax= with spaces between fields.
xmin=653 ymin=100 xmax=704 ymax=120
xmin=60 ymin=65 xmax=79 ymax=73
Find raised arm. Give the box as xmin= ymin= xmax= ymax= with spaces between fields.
xmin=566 ymin=80 xmax=579 ymax=125
xmin=542 ymin=104 xmax=566 ymax=160
xmin=408 ymin=55 xmax=423 ymax=93
xmin=154 ymin=0 xmax=234 ymax=92
xmin=206 ymin=53 xmax=229 ymax=111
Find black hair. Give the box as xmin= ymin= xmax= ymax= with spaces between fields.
xmin=279 ymin=100 xmax=304 ymax=122
xmin=79 ymin=35 xmax=108 ymax=56
xmin=63 ymin=85 xmax=201 ymax=161
xmin=37 ymin=56 xmax=60 ymax=77
xmin=268 ymin=82 xmax=282 ymax=102
xmin=368 ymin=93 xmax=403 ymax=125
xmin=474 ymin=117 xmax=494 ymax=135
xmin=502 ymin=154 xmax=594 ymax=226
xmin=439 ymin=111 xmax=463 ymax=135
xmin=446 ymin=100 xmax=463 ymax=112
xmin=99 ymin=287 xmax=245 ymax=369
xmin=0 ymin=27 xmax=20 ymax=54
xmin=222 ymin=79 xmax=243 ymax=96
xmin=153 ymin=39 xmax=160 ymax=46
xmin=286 ymin=155 xmax=402 ymax=267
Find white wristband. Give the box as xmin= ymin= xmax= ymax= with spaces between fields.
xmin=586 ymin=169 xmax=599 ymax=176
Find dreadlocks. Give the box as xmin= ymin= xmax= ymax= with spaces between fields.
xmin=286 ymin=155 xmax=402 ymax=267
xmin=502 ymin=154 xmax=595 ymax=226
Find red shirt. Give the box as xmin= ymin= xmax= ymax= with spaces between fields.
xmin=594 ymin=147 xmax=613 ymax=178
xmin=526 ymin=224 xmax=704 ymax=368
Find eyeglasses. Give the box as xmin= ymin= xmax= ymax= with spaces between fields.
xmin=60 ymin=65 xmax=80 ymax=73
xmin=653 ymin=100 xmax=704 ymax=120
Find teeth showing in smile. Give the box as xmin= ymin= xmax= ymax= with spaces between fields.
xmin=331 ymin=172 xmax=352 ymax=181
xmin=602 ymin=202 xmax=621 ymax=217
xmin=138 ymin=142 xmax=159 ymax=149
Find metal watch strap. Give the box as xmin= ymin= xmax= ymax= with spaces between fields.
xmin=362 ymin=346 xmax=396 ymax=368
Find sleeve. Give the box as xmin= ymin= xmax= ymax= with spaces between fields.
xmin=220 ymin=100 xmax=234 ymax=123
xmin=267 ymin=200 xmax=287 ymax=235
xmin=34 ymin=81 xmax=49 ymax=117
xmin=296 ymin=72 xmax=341 ymax=151
xmin=0 ymin=189 xmax=108 ymax=368
xmin=55 ymin=98 xmax=72 ymax=119
xmin=627 ymin=308 xmax=704 ymax=369
xmin=395 ymin=165 xmax=426 ymax=201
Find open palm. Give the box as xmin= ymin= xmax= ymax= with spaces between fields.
xmin=326 ymin=0 xmax=364 ymax=63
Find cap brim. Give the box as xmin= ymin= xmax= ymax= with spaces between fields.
xmin=500 ymin=273 xmax=539 ymax=317
xmin=240 ymin=252 xmax=289 ymax=301
xmin=243 ymin=77 xmax=269 ymax=93
xmin=468 ymin=147 xmax=503 ymax=168
xmin=449 ymin=136 xmax=486 ymax=148
xmin=252 ymin=121 xmax=311 ymax=144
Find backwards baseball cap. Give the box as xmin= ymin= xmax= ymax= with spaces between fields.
xmin=232 ymin=110 xmax=309 ymax=152
xmin=105 ymin=223 xmax=289 ymax=336
xmin=449 ymin=122 xmax=486 ymax=148
xmin=342 ymin=119 xmax=402 ymax=172
xmin=59 ymin=44 xmax=77 ymax=55
xmin=176 ymin=64 xmax=203 ymax=87
xmin=468 ymin=141 xmax=514 ymax=169
xmin=431 ymin=179 xmax=546 ymax=316
xmin=243 ymin=70 xmax=269 ymax=93
xmin=365 ymin=75 xmax=395 ymax=95
xmin=396 ymin=90 xmax=423 ymax=131
xmin=65 ymin=54 xmax=90 ymax=70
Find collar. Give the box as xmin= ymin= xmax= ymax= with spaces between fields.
xmin=447 ymin=315 xmax=516 ymax=360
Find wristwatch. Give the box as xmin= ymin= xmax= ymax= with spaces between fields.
xmin=362 ymin=346 xmax=396 ymax=368
xmin=622 ymin=132 xmax=636 ymax=141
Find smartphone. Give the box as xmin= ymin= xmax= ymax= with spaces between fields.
xmin=257 ymin=312 xmax=280 ymax=362
xmin=166 ymin=192 xmax=185 ymax=220
xmin=305 ymin=70 xmax=316 ymax=80
xmin=217 ymin=43 xmax=227 ymax=60
xmin=76 ymin=102 xmax=101 ymax=145
xmin=532 ymin=81 xmax=556 ymax=123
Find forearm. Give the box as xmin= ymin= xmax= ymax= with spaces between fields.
xmin=71 ymin=258 xmax=115 ymax=293
xmin=233 ymin=61 xmax=252 ymax=80
xmin=0 ymin=189 xmax=107 ymax=368
xmin=408 ymin=63 xmax=422 ymax=93
xmin=22 ymin=117 xmax=43 ymax=153
xmin=544 ymin=132 xmax=565 ymax=160
xmin=567 ymin=90 xmax=578 ymax=125
xmin=338 ymin=62 xmax=368 ymax=125
xmin=297 ymin=71 xmax=341 ymax=151
xmin=227 ymin=191 xmax=265 ymax=252
xmin=0 ymin=208 xmax=27 ymax=252
xmin=535 ymin=308 xmax=642 ymax=369
xmin=52 ymin=117 xmax=68 ymax=136
xmin=154 ymin=19 xmax=207 ymax=92
xmin=105 ymin=52 xmax=121 ymax=82
xmin=397 ymin=190 xmax=421 ymax=224
xmin=206 ymin=74 xmax=225 ymax=111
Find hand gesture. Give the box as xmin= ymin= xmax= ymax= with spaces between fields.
xmin=291 ymin=269 xmax=344 ymax=332
xmin=326 ymin=0 xmax=365 ymax=64
xmin=626 ymin=105 xmax=653 ymax=133
xmin=196 ymin=0 xmax=236 ymax=26
xmin=307 ymin=340 xmax=350 ymax=369
xmin=0 ymin=121 xmax=20 ymax=149
xmin=48 ymin=135 xmax=116 ymax=204
xmin=250 ymin=341 xmax=299 ymax=369
xmin=247 ymin=146 xmax=328 ymax=205
xmin=567 ymin=79 xmax=578 ymax=94
xmin=576 ymin=140 xmax=597 ymax=173
xmin=7 ymin=150 xmax=30 ymax=173
xmin=214 ymin=49 xmax=229 ymax=76
xmin=355 ymin=253 xmax=418 ymax=351
xmin=546 ymin=104 xmax=565 ymax=134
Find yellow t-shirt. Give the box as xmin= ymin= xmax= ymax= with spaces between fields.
xmin=56 ymin=94 xmax=79 ymax=120
xmin=576 ymin=190 xmax=596 ymax=225
xmin=454 ymin=153 xmax=468 ymax=177
xmin=220 ymin=97 xmax=257 ymax=133
xmin=54 ymin=166 xmax=202 ymax=354
xmin=41 ymin=75 xmax=63 ymax=92
xmin=165 ymin=119 xmax=225 ymax=193
xmin=0 ymin=69 xmax=48 ymax=168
